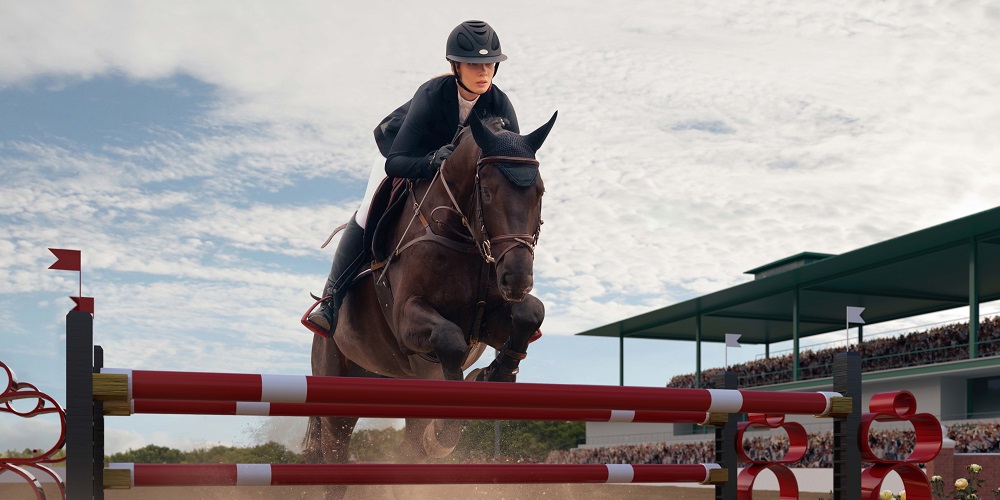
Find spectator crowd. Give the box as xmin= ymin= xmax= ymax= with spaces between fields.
xmin=667 ymin=316 xmax=1000 ymax=389
xmin=545 ymin=421 xmax=1000 ymax=467
xmin=948 ymin=420 xmax=1000 ymax=453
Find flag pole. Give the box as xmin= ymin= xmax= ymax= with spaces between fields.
xmin=723 ymin=333 xmax=741 ymax=373
xmin=845 ymin=307 xmax=866 ymax=352
xmin=845 ymin=307 xmax=849 ymax=352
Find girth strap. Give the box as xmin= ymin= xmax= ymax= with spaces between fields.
xmin=468 ymin=258 xmax=492 ymax=349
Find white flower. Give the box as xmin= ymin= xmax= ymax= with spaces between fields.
xmin=969 ymin=463 xmax=982 ymax=473
xmin=898 ymin=490 xmax=905 ymax=500
xmin=931 ymin=475 xmax=943 ymax=483
xmin=880 ymin=490 xmax=894 ymax=500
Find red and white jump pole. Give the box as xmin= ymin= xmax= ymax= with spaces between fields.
xmin=99 ymin=368 xmax=845 ymax=417
xmin=106 ymin=463 xmax=722 ymax=487
xmin=124 ymin=399 xmax=719 ymax=424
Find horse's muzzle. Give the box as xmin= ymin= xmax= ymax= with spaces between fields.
xmin=499 ymin=270 xmax=533 ymax=302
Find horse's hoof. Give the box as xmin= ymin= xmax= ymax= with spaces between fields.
xmin=422 ymin=420 xmax=459 ymax=458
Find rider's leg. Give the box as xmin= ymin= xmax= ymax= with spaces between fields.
xmin=355 ymin=150 xmax=386 ymax=232
xmin=308 ymin=152 xmax=383 ymax=336
xmin=308 ymin=212 xmax=366 ymax=335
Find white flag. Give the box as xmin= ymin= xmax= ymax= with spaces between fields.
xmin=846 ymin=306 xmax=866 ymax=324
xmin=725 ymin=333 xmax=742 ymax=348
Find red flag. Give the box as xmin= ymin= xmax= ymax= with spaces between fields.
xmin=48 ymin=248 xmax=81 ymax=271
xmin=71 ymin=297 xmax=94 ymax=314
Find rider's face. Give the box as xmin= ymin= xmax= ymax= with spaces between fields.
xmin=457 ymin=62 xmax=495 ymax=96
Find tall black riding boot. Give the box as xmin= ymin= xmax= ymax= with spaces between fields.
xmin=307 ymin=214 xmax=366 ymax=336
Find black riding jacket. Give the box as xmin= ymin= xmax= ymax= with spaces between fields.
xmin=373 ymin=75 xmax=519 ymax=179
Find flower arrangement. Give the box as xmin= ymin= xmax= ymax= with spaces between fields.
xmin=880 ymin=489 xmax=906 ymax=500
xmin=823 ymin=464 xmax=997 ymax=499
xmin=929 ymin=464 xmax=992 ymax=500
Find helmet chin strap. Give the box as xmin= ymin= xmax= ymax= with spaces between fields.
xmin=456 ymin=75 xmax=484 ymax=96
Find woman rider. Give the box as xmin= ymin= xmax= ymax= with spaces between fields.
xmin=307 ymin=20 xmax=520 ymax=336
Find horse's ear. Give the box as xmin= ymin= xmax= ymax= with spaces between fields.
xmin=470 ymin=112 xmax=499 ymax=151
xmin=525 ymin=111 xmax=558 ymax=153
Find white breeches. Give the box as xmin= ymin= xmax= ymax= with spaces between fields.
xmin=355 ymin=150 xmax=386 ymax=230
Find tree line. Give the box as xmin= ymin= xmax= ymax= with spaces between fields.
xmin=0 ymin=420 xmax=583 ymax=464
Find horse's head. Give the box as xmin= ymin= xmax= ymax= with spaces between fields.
xmin=446 ymin=111 xmax=557 ymax=302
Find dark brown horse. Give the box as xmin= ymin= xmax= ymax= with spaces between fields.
xmin=304 ymin=112 xmax=557 ymax=499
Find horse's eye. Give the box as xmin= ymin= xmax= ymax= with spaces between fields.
xmin=482 ymin=189 xmax=493 ymax=203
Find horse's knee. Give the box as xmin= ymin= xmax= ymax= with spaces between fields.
xmin=510 ymin=297 xmax=545 ymax=335
xmin=429 ymin=324 xmax=467 ymax=369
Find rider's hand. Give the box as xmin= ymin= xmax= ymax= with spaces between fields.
xmin=425 ymin=144 xmax=456 ymax=176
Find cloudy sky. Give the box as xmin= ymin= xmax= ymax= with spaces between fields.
xmin=2 ymin=0 xmax=999 ymax=454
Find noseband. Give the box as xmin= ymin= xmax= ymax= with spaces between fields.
xmin=438 ymin=155 xmax=542 ymax=265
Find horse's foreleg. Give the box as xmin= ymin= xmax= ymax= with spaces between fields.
xmin=396 ymin=297 xmax=468 ymax=458
xmin=397 ymin=296 xmax=468 ymax=381
xmin=484 ymin=294 xmax=544 ymax=383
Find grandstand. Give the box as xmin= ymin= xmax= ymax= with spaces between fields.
xmin=572 ymin=205 xmax=1000 ymax=487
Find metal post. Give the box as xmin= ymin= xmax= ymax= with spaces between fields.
xmin=792 ymin=288 xmax=800 ymax=382
xmin=970 ymin=239 xmax=979 ymax=359
xmin=93 ymin=345 xmax=105 ymax=500
xmin=695 ymin=315 xmax=702 ymax=389
xmin=833 ymin=351 xmax=861 ymax=500
xmin=714 ymin=371 xmax=737 ymax=500
xmin=494 ymin=421 xmax=501 ymax=458
xmin=857 ymin=325 xmax=863 ymax=346
xmin=618 ymin=324 xmax=624 ymax=387
xmin=66 ymin=311 xmax=94 ymax=500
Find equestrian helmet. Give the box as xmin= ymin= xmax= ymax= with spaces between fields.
xmin=446 ymin=20 xmax=507 ymax=64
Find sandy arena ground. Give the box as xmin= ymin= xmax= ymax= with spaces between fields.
xmin=3 ymin=483 xmax=830 ymax=499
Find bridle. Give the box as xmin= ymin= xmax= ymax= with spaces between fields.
xmin=436 ymin=154 xmax=543 ymax=265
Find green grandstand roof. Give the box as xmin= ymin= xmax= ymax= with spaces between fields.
xmin=576 ymin=205 xmax=1000 ymax=345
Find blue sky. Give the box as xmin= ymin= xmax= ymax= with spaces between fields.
xmin=2 ymin=0 xmax=1000 ymax=454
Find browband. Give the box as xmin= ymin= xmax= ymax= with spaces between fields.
xmin=477 ymin=155 xmax=540 ymax=167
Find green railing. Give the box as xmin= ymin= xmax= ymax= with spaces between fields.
xmin=670 ymin=337 xmax=999 ymax=389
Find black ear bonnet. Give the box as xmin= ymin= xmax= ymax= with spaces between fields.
xmin=480 ymin=126 xmax=539 ymax=187
xmin=468 ymin=112 xmax=557 ymax=187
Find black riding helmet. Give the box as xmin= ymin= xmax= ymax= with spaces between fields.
xmin=446 ymin=20 xmax=507 ymax=95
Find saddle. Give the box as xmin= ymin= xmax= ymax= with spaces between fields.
xmin=364 ymin=177 xmax=409 ymax=263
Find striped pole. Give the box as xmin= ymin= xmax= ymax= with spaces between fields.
xmin=105 ymin=463 xmax=724 ymax=488
xmin=97 ymin=369 xmax=849 ymax=417
xmin=118 ymin=399 xmax=721 ymax=424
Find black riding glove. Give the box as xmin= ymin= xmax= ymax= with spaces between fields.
xmin=424 ymin=144 xmax=455 ymax=177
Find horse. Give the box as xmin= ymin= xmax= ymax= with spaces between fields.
xmin=303 ymin=111 xmax=557 ymax=499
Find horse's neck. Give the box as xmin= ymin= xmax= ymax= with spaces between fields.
xmin=435 ymin=155 xmax=477 ymax=210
